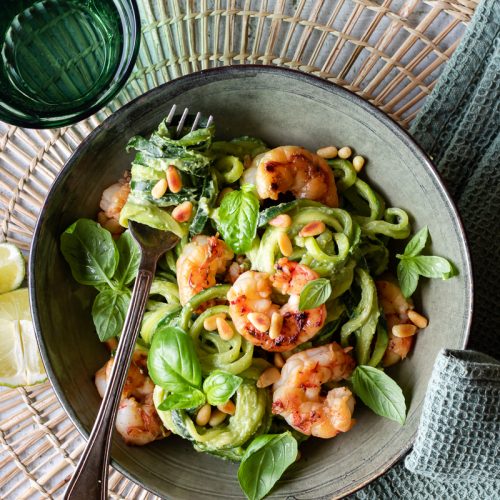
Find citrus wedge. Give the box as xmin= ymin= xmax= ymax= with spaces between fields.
xmin=0 ymin=243 xmax=25 ymax=294
xmin=0 ymin=288 xmax=46 ymax=387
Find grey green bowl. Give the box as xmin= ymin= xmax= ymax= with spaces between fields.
xmin=29 ymin=66 xmax=472 ymax=499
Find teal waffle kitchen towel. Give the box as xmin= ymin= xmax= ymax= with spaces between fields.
xmin=352 ymin=0 xmax=500 ymax=497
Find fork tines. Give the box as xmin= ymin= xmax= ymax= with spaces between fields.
xmin=165 ymin=104 xmax=213 ymax=138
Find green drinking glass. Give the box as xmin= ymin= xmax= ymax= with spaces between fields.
xmin=0 ymin=0 xmax=140 ymax=128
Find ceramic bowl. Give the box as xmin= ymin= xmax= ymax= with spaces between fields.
xmin=29 ymin=66 xmax=472 ymax=499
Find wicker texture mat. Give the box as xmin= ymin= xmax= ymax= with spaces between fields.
xmin=0 ymin=1 xmax=477 ymax=498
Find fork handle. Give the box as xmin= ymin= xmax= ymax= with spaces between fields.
xmin=64 ymin=254 xmax=157 ymax=500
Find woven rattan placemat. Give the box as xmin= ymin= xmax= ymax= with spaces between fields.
xmin=0 ymin=1 xmax=478 ymax=498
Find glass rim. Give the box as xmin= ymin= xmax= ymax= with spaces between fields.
xmin=0 ymin=0 xmax=141 ymax=129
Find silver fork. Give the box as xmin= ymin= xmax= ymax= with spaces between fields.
xmin=64 ymin=105 xmax=212 ymax=500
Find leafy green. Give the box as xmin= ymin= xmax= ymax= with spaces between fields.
xmin=238 ymin=432 xmax=298 ymax=500
xmin=351 ymin=365 xmax=406 ymax=424
xmin=411 ymin=255 xmax=455 ymax=278
xmin=60 ymin=218 xmax=118 ymax=287
xmin=158 ymin=386 xmax=206 ymax=411
xmin=148 ymin=326 xmax=205 ymax=410
xmin=203 ymin=370 xmax=242 ymax=405
xmin=298 ymin=278 xmax=332 ymax=311
xmin=114 ymin=231 xmax=140 ymax=286
xmin=148 ymin=326 xmax=202 ymax=388
xmin=402 ymin=226 xmax=429 ymax=257
xmin=60 ymin=220 xmax=145 ymax=342
xmin=396 ymin=226 xmax=457 ymax=297
xmin=190 ymin=172 xmax=218 ymax=236
xmin=92 ymin=289 xmax=131 ymax=341
xmin=397 ymin=259 xmax=420 ymax=298
xmin=216 ymin=185 xmax=259 ymax=253
xmin=127 ymin=126 xmax=212 ymax=176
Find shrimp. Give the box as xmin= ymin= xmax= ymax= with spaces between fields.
xmin=242 ymin=146 xmax=338 ymax=207
xmin=227 ymin=258 xmax=326 ymax=352
xmin=95 ymin=352 xmax=167 ymax=445
xmin=272 ymin=343 xmax=355 ymax=438
xmin=376 ymin=280 xmax=415 ymax=367
xmin=97 ymin=178 xmax=130 ymax=235
xmin=176 ymin=235 xmax=234 ymax=305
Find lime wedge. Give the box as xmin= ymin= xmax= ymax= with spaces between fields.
xmin=0 ymin=288 xmax=46 ymax=387
xmin=0 ymin=243 xmax=26 ymax=294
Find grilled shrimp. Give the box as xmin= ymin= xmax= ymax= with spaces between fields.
xmin=95 ymin=352 xmax=167 ymax=445
xmin=242 ymin=146 xmax=338 ymax=207
xmin=272 ymin=343 xmax=355 ymax=438
xmin=97 ymin=178 xmax=130 ymax=235
xmin=176 ymin=235 xmax=234 ymax=305
xmin=227 ymin=258 xmax=326 ymax=351
xmin=376 ymin=280 xmax=415 ymax=367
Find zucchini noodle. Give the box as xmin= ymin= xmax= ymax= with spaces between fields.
xmin=340 ymin=268 xmax=378 ymax=346
xmin=190 ymin=305 xmax=254 ymax=375
xmin=360 ymin=207 xmax=411 ymax=239
xmin=329 ymin=159 xmax=357 ymax=192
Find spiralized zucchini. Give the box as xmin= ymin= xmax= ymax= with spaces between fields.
xmin=154 ymin=382 xmax=269 ymax=460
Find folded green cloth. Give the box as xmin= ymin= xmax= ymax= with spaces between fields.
xmin=352 ymin=0 xmax=500 ymax=497
xmin=405 ymin=350 xmax=500 ymax=480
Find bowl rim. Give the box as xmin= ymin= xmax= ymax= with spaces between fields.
xmin=0 ymin=0 xmax=141 ymax=129
xmin=29 ymin=64 xmax=473 ymax=499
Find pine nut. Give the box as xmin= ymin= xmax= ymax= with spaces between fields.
xmin=248 ymin=312 xmax=271 ymax=332
xmin=269 ymin=214 xmax=292 ymax=228
xmin=216 ymin=317 xmax=234 ymax=340
xmin=257 ymin=367 xmax=281 ymax=388
xmin=408 ymin=310 xmax=428 ymax=329
xmin=217 ymin=401 xmax=236 ymax=415
xmin=274 ymin=353 xmax=285 ymax=369
xmin=392 ymin=323 xmax=418 ymax=338
xmin=172 ymin=201 xmax=193 ymax=222
xmin=352 ymin=155 xmax=365 ymax=172
xmin=299 ymin=221 xmax=326 ymax=237
xmin=209 ymin=409 xmax=227 ymax=427
xmin=338 ymin=146 xmax=352 ymax=159
xmin=316 ymin=146 xmax=338 ymax=159
xmin=269 ymin=312 xmax=283 ymax=340
xmin=278 ymin=232 xmax=293 ymax=257
xmin=203 ymin=313 xmax=226 ymax=331
xmin=195 ymin=404 xmax=212 ymax=426
xmin=166 ymin=165 xmax=182 ymax=193
xmin=151 ymin=178 xmax=168 ymax=199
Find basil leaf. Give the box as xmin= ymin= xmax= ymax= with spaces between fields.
xmin=351 ymin=365 xmax=406 ymax=424
xmin=203 ymin=370 xmax=242 ymax=405
xmin=158 ymin=385 xmax=206 ymax=411
xmin=217 ymin=185 xmax=259 ymax=253
xmin=403 ymin=226 xmax=428 ymax=257
xmin=60 ymin=218 xmax=118 ymax=286
xmin=298 ymin=278 xmax=332 ymax=311
xmin=397 ymin=259 xmax=420 ymax=298
xmin=238 ymin=432 xmax=298 ymax=500
xmin=114 ymin=231 xmax=140 ymax=286
xmin=147 ymin=326 xmax=202 ymax=390
xmin=411 ymin=255 xmax=455 ymax=279
xmin=92 ymin=289 xmax=131 ymax=341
